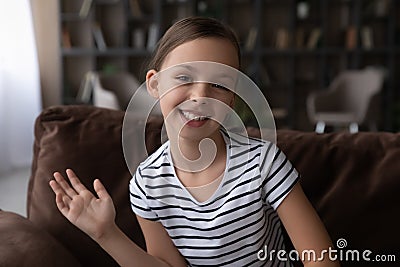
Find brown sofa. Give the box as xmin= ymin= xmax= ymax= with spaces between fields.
xmin=0 ymin=105 xmax=399 ymax=267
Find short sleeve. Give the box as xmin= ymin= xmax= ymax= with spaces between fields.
xmin=260 ymin=142 xmax=299 ymax=210
xmin=129 ymin=167 xmax=160 ymax=221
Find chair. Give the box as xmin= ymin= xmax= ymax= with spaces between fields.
xmin=307 ymin=68 xmax=385 ymax=133
xmin=77 ymin=71 xmax=163 ymax=115
xmin=77 ymin=71 xmax=140 ymax=110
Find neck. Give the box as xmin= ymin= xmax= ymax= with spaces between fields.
xmin=169 ymin=129 xmax=226 ymax=173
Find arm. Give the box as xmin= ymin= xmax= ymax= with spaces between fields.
xmin=136 ymin=216 xmax=187 ymax=267
xmin=276 ymin=182 xmax=340 ymax=267
xmin=49 ymin=169 xmax=182 ymax=267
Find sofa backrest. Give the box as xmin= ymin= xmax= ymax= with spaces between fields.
xmin=28 ymin=105 xmax=400 ymax=266
xmin=28 ymin=105 xmax=163 ymax=267
xmin=275 ymin=130 xmax=400 ymax=264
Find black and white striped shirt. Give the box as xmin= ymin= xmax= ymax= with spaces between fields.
xmin=130 ymin=130 xmax=298 ymax=266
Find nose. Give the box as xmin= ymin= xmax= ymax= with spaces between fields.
xmin=189 ymin=83 xmax=210 ymax=104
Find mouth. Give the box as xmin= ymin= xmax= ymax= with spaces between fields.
xmin=180 ymin=109 xmax=211 ymax=121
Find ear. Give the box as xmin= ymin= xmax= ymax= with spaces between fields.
xmin=146 ymin=69 xmax=159 ymax=98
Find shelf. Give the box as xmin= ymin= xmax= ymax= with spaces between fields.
xmin=62 ymin=48 xmax=151 ymax=57
xmin=61 ymin=13 xmax=84 ymax=21
xmin=58 ymin=0 xmax=400 ymax=131
xmin=127 ymin=14 xmax=154 ymax=23
xmin=95 ymin=0 xmax=121 ymax=5
xmin=259 ymin=47 xmax=394 ymax=56
xmin=260 ymin=49 xmax=297 ymax=56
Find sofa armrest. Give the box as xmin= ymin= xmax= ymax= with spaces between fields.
xmin=0 ymin=210 xmax=80 ymax=267
xmin=27 ymin=105 xmax=162 ymax=266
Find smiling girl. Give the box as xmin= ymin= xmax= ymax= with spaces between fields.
xmin=50 ymin=17 xmax=339 ymax=267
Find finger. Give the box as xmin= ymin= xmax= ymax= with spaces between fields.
xmin=55 ymin=192 xmax=70 ymax=217
xmin=53 ymin=171 xmax=78 ymax=198
xmin=49 ymin=179 xmax=65 ymax=195
xmin=93 ymin=179 xmax=111 ymax=200
xmin=49 ymin=180 xmax=72 ymax=205
xmin=63 ymin=194 xmax=72 ymax=206
xmin=66 ymin=169 xmax=89 ymax=194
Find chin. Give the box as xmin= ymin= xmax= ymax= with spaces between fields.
xmin=178 ymin=123 xmax=220 ymax=141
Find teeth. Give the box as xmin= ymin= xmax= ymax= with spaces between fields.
xmin=181 ymin=110 xmax=209 ymax=121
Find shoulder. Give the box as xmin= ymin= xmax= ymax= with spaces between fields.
xmin=223 ymin=130 xmax=275 ymax=158
xmin=137 ymin=141 xmax=170 ymax=171
xmin=130 ymin=140 xmax=175 ymax=197
xmin=222 ymin=129 xmax=269 ymax=146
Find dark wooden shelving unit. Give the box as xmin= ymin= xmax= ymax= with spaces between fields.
xmin=59 ymin=0 xmax=400 ymax=131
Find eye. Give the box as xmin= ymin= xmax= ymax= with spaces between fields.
xmin=175 ymin=75 xmax=193 ymax=83
xmin=211 ymin=83 xmax=230 ymax=91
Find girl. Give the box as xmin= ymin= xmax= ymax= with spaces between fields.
xmin=50 ymin=17 xmax=339 ymax=266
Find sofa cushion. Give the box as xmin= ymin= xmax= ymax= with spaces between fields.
xmin=28 ymin=105 xmax=162 ymax=267
xmin=276 ymin=130 xmax=400 ymax=265
xmin=0 ymin=210 xmax=81 ymax=267
xmin=28 ymin=105 xmax=399 ymax=266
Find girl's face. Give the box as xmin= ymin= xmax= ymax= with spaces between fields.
xmin=147 ymin=37 xmax=239 ymax=142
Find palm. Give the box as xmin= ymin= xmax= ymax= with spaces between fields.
xmin=50 ymin=169 xmax=116 ymax=241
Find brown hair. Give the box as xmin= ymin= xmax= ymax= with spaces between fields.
xmin=147 ymin=16 xmax=241 ymax=71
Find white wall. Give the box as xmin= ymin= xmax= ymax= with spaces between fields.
xmin=0 ymin=1 xmax=41 ymax=173
xmin=30 ymin=0 xmax=61 ymax=108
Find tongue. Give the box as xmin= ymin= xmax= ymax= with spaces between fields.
xmin=186 ymin=118 xmax=208 ymax=128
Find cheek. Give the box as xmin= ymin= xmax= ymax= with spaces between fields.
xmin=214 ymin=91 xmax=235 ymax=107
xmin=159 ymin=99 xmax=175 ymax=118
xmin=217 ymin=92 xmax=235 ymax=114
xmin=158 ymin=89 xmax=185 ymax=115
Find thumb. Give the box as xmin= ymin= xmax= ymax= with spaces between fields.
xmin=93 ymin=179 xmax=111 ymax=200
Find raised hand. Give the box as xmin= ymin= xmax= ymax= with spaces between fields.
xmin=49 ymin=169 xmax=116 ymax=241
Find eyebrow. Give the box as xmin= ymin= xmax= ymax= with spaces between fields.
xmin=174 ymin=64 xmax=196 ymax=71
xmin=174 ymin=64 xmax=236 ymax=82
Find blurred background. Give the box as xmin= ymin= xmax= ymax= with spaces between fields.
xmin=1 ymin=0 xmax=399 ymax=215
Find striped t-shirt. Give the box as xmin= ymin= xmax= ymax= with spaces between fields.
xmin=130 ymin=130 xmax=299 ymax=266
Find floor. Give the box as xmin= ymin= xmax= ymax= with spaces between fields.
xmin=0 ymin=167 xmax=31 ymax=217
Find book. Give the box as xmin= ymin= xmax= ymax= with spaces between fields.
xmin=306 ymin=28 xmax=321 ymax=49
xmin=147 ymin=23 xmax=159 ymax=51
xmin=92 ymin=23 xmax=107 ymax=51
xmin=132 ymin=28 xmax=145 ymax=49
xmin=245 ymin=27 xmax=258 ymax=51
xmin=79 ymin=0 xmax=93 ymax=18
xmin=129 ymin=0 xmax=143 ymax=18
xmin=346 ymin=25 xmax=357 ymax=50
xmin=259 ymin=64 xmax=271 ymax=87
xmin=361 ymin=26 xmax=374 ymax=49
xmin=364 ymin=0 xmax=390 ymax=17
xmin=375 ymin=0 xmax=390 ymax=17
xmin=77 ymin=72 xmax=95 ymax=103
xmin=340 ymin=4 xmax=350 ymax=29
xmin=62 ymin=28 xmax=72 ymax=48
xmin=275 ymin=28 xmax=289 ymax=50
